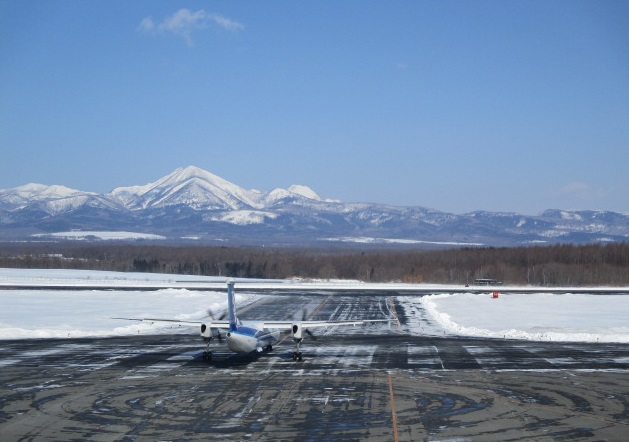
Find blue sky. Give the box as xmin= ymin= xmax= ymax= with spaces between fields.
xmin=1 ymin=1 xmax=628 ymax=215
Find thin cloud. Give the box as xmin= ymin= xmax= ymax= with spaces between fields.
xmin=138 ymin=9 xmax=244 ymax=46
xmin=138 ymin=17 xmax=156 ymax=33
xmin=209 ymin=13 xmax=245 ymax=32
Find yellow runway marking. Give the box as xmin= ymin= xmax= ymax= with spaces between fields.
xmin=388 ymin=373 xmax=399 ymax=442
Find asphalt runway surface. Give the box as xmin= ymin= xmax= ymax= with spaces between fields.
xmin=1 ymin=294 xmax=628 ymax=441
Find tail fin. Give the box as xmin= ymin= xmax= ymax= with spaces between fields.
xmin=227 ymin=281 xmax=238 ymax=331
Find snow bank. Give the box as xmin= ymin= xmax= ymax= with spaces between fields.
xmin=421 ymin=292 xmax=629 ymax=343
xmin=0 ymin=289 xmax=234 ymax=340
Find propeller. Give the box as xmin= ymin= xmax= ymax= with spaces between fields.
xmin=207 ymin=309 xmax=227 ymax=343
xmin=305 ymin=328 xmax=317 ymax=341
xmin=295 ymin=308 xmax=318 ymax=341
xmin=208 ymin=309 xmax=227 ymax=321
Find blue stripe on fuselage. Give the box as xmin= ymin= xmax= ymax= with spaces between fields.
xmin=233 ymin=325 xmax=278 ymax=344
xmin=236 ymin=325 xmax=259 ymax=336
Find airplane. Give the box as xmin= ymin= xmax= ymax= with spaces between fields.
xmin=117 ymin=281 xmax=391 ymax=362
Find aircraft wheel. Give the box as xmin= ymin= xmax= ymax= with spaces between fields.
xmin=298 ymin=352 xmax=303 ymax=362
xmin=203 ymin=351 xmax=212 ymax=361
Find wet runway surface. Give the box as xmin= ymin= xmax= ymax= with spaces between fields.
xmin=1 ymin=294 xmax=629 ymax=441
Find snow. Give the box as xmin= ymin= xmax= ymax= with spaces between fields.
xmin=32 ymin=231 xmax=166 ymax=240
xmin=0 ymin=183 xmax=93 ymax=210
xmin=407 ymin=292 xmax=629 ymax=343
xmin=6 ymin=183 xmax=88 ymax=200
xmin=262 ymin=186 xmax=323 ymax=206
xmin=206 ymin=210 xmax=278 ymax=225
xmin=110 ymin=165 xmax=263 ymax=210
xmin=0 ymin=289 xmax=228 ymax=339
xmin=0 ymin=268 xmax=223 ymax=282
xmin=561 ymin=211 xmax=583 ymax=221
xmin=320 ymin=236 xmax=484 ymax=246
xmin=107 ymin=165 xmax=329 ymax=212
xmin=0 ymin=269 xmax=628 ymax=343
xmin=264 ymin=188 xmax=293 ymax=204
xmin=288 ymin=185 xmax=321 ymax=201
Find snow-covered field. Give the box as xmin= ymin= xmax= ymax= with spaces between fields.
xmin=401 ymin=293 xmax=629 ymax=343
xmin=0 ymin=269 xmax=628 ymax=343
xmin=31 ymin=231 xmax=167 ymax=240
xmin=0 ymin=288 xmax=230 ymax=339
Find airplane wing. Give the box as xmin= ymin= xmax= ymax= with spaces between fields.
xmin=261 ymin=319 xmax=391 ymax=330
xmin=112 ymin=317 xmax=231 ymax=329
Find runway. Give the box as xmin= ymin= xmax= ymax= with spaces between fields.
xmin=1 ymin=294 xmax=628 ymax=440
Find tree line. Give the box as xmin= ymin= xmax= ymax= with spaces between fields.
xmin=0 ymin=242 xmax=628 ymax=286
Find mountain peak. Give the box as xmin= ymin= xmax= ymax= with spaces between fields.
xmin=288 ymin=185 xmax=321 ymax=201
xmin=180 ymin=165 xmax=205 ymax=175
xmin=13 ymin=183 xmax=87 ymax=198
xmin=165 ymin=166 xmax=221 ymax=183
xmin=128 ymin=167 xmax=328 ymax=210
xmin=111 ymin=166 xmax=262 ymax=210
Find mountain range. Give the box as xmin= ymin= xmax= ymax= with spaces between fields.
xmin=1 ymin=166 xmax=627 ymax=247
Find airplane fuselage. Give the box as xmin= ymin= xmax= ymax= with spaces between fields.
xmin=226 ymin=321 xmax=281 ymax=354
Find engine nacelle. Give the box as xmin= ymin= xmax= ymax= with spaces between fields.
xmin=292 ymin=323 xmax=303 ymax=341
xmin=200 ymin=323 xmax=212 ymax=339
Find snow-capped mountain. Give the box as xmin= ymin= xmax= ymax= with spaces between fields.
xmin=109 ymin=166 xmax=262 ymax=210
xmin=107 ymin=166 xmax=325 ymax=212
xmin=1 ymin=166 xmax=627 ymax=246
xmin=0 ymin=183 xmax=90 ymax=210
xmin=0 ymin=183 xmax=125 ymax=218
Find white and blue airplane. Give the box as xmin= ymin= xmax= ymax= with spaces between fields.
xmin=122 ymin=281 xmax=390 ymax=362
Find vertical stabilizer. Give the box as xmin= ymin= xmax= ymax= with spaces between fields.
xmin=227 ymin=281 xmax=238 ymax=331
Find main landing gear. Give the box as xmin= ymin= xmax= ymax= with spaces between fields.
xmin=292 ymin=338 xmax=304 ymax=362
xmin=203 ymin=338 xmax=213 ymax=361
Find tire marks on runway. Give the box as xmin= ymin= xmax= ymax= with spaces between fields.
xmin=2 ymin=293 xmax=629 ymax=441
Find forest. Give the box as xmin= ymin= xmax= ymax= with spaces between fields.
xmin=0 ymin=242 xmax=628 ymax=286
